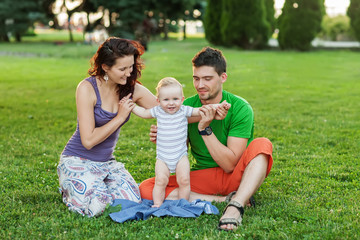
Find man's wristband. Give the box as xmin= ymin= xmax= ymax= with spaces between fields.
xmin=198 ymin=126 xmax=212 ymax=136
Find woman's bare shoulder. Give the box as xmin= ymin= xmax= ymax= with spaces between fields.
xmin=77 ymin=78 xmax=93 ymax=90
xmin=76 ymin=78 xmax=96 ymax=102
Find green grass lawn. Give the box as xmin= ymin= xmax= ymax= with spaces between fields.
xmin=0 ymin=37 xmax=359 ymax=239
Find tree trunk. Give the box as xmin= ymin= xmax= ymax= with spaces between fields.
xmin=83 ymin=13 xmax=91 ymax=39
xmin=67 ymin=15 xmax=74 ymax=42
xmin=15 ymin=32 xmax=21 ymax=42
xmin=1 ymin=34 xmax=10 ymax=42
xmin=163 ymin=14 xmax=168 ymax=40
xmin=183 ymin=20 xmax=187 ymax=40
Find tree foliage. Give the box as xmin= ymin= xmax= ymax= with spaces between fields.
xmin=347 ymin=0 xmax=360 ymax=41
xmin=220 ymin=0 xmax=270 ymax=49
xmin=278 ymin=0 xmax=325 ymax=51
xmin=264 ymin=0 xmax=276 ymax=34
xmin=204 ymin=0 xmax=223 ymax=45
xmin=90 ymin=0 xmax=148 ymax=39
xmin=147 ymin=0 xmax=198 ymax=40
xmin=0 ymin=0 xmax=56 ymax=42
xmin=0 ymin=0 xmax=203 ymax=42
xmin=320 ymin=15 xmax=353 ymax=41
xmin=88 ymin=0 xmax=200 ymax=40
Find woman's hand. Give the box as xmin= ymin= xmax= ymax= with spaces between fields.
xmin=118 ymin=93 xmax=135 ymax=118
xmin=149 ymin=124 xmax=157 ymax=143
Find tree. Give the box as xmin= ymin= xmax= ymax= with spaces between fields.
xmin=320 ymin=15 xmax=353 ymax=41
xmin=204 ymin=0 xmax=223 ymax=45
xmin=278 ymin=0 xmax=325 ymax=51
xmin=73 ymin=0 xmax=97 ymax=39
xmin=347 ymin=0 xmax=360 ymax=41
xmin=264 ymin=0 xmax=276 ymax=36
xmin=0 ymin=0 xmax=12 ymax=41
xmin=148 ymin=0 xmax=198 ymax=40
xmin=181 ymin=0 xmax=205 ymax=40
xmin=58 ymin=0 xmax=78 ymax=42
xmin=0 ymin=0 xmax=55 ymax=42
xmin=90 ymin=0 xmax=149 ymax=40
xmin=220 ymin=0 xmax=270 ymax=49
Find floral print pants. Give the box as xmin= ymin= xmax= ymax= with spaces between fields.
xmin=57 ymin=155 xmax=141 ymax=217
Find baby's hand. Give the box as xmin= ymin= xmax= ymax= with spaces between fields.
xmin=214 ymin=100 xmax=231 ymax=120
xmin=219 ymin=100 xmax=231 ymax=110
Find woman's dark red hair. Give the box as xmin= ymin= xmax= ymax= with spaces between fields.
xmin=88 ymin=37 xmax=145 ymax=100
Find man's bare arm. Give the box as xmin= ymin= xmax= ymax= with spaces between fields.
xmin=198 ymin=104 xmax=246 ymax=173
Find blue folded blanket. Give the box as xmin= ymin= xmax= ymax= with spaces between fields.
xmin=109 ymin=199 xmax=219 ymax=223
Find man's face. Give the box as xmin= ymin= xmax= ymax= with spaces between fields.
xmin=192 ymin=65 xmax=226 ymax=103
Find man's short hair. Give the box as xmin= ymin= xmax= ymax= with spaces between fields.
xmin=192 ymin=47 xmax=227 ymax=76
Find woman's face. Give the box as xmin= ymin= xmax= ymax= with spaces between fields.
xmin=103 ymin=55 xmax=134 ymax=85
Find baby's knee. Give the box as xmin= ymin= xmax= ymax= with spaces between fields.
xmin=177 ymin=175 xmax=190 ymax=187
xmin=155 ymin=175 xmax=169 ymax=187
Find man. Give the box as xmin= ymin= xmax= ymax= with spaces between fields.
xmin=139 ymin=47 xmax=273 ymax=231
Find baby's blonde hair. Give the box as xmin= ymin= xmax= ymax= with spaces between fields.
xmin=155 ymin=77 xmax=184 ymax=98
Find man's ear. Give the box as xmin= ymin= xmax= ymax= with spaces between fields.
xmin=221 ymin=72 xmax=228 ymax=83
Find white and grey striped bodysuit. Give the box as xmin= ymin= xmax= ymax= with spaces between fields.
xmin=150 ymin=105 xmax=193 ymax=173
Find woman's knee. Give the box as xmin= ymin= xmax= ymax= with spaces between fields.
xmin=85 ymin=189 xmax=113 ymax=217
xmin=87 ymin=198 xmax=108 ymax=217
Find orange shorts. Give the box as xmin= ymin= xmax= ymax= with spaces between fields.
xmin=139 ymin=137 xmax=273 ymax=200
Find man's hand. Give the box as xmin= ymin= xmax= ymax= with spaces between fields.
xmin=149 ymin=124 xmax=157 ymax=143
xmin=198 ymin=105 xmax=217 ymax=130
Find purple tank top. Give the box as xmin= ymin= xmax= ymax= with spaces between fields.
xmin=62 ymin=76 xmax=130 ymax=162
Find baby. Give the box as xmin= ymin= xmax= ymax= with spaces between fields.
xmin=132 ymin=77 xmax=230 ymax=207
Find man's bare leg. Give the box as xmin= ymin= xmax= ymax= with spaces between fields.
xmin=167 ymin=190 xmax=226 ymax=202
xmin=166 ymin=188 xmax=253 ymax=204
xmin=218 ymin=153 xmax=268 ymax=230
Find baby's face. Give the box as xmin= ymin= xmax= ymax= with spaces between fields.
xmin=158 ymin=85 xmax=184 ymax=114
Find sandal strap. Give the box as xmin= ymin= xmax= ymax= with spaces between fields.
xmin=218 ymin=218 xmax=240 ymax=227
xmin=249 ymin=196 xmax=256 ymax=208
xmin=218 ymin=217 xmax=240 ymax=231
xmin=223 ymin=200 xmax=244 ymax=217
xmin=225 ymin=191 xmax=236 ymax=203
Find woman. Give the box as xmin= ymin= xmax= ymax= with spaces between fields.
xmin=57 ymin=37 xmax=158 ymax=217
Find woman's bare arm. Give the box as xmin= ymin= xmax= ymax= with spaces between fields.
xmin=77 ymin=81 xmax=134 ymax=150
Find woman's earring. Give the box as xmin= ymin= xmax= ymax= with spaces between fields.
xmin=104 ymin=73 xmax=109 ymax=83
